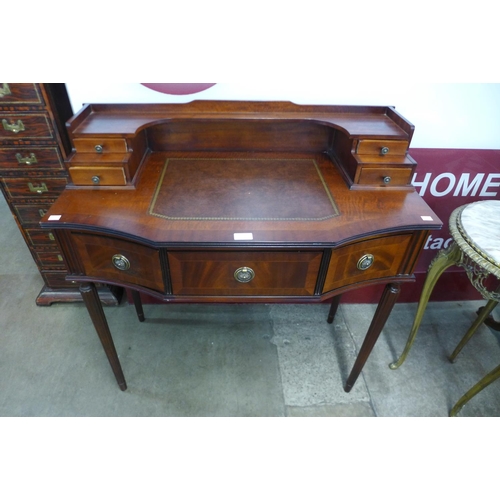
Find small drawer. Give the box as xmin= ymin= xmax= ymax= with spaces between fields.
xmin=25 ymin=229 xmax=58 ymax=247
xmin=41 ymin=271 xmax=78 ymax=288
xmin=68 ymin=166 xmax=127 ymax=186
xmin=73 ymin=138 xmax=128 ymax=153
xmin=168 ymin=250 xmax=323 ymax=296
xmin=323 ymin=234 xmax=413 ymax=292
xmin=356 ymin=140 xmax=408 ymax=156
xmin=13 ymin=203 xmax=55 ymax=225
xmin=0 ymin=84 xmax=42 ymax=105
xmin=1 ymin=176 xmax=67 ymax=199
xmin=35 ymin=250 xmax=66 ymax=268
xmin=0 ymin=147 xmax=64 ymax=171
xmin=71 ymin=233 xmax=165 ymax=292
xmin=357 ymin=167 xmax=412 ymax=187
xmin=0 ymin=114 xmax=53 ymax=140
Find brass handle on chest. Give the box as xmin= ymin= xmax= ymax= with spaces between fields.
xmin=0 ymin=83 xmax=12 ymax=98
xmin=95 ymin=145 xmax=103 ymax=153
xmin=112 ymin=254 xmax=130 ymax=271
xmin=91 ymin=176 xmax=100 ymax=184
xmin=381 ymin=146 xmax=390 ymax=155
xmin=234 ymin=267 xmax=255 ymax=283
xmin=28 ymin=182 xmax=48 ymax=194
xmin=16 ymin=152 xmax=38 ymax=165
xmin=357 ymin=254 xmax=374 ymax=270
xmin=2 ymin=119 xmax=25 ymax=134
xmin=383 ymin=176 xmax=391 ymax=184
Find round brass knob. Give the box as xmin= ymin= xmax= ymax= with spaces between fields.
xmin=91 ymin=175 xmax=100 ymax=184
xmin=381 ymin=146 xmax=390 ymax=155
xmin=95 ymin=145 xmax=103 ymax=153
xmin=383 ymin=176 xmax=391 ymax=184
xmin=112 ymin=254 xmax=130 ymax=271
xmin=357 ymin=254 xmax=374 ymax=271
xmin=234 ymin=267 xmax=255 ymax=283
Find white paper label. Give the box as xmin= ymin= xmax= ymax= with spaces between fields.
xmin=48 ymin=215 xmax=62 ymax=221
xmin=421 ymin=216 xmax=433 ymax=221
xmin=234 ymin=233 xmax=253 ymax=240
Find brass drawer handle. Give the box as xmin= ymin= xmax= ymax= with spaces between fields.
xmin=95 ymin=145 xmax=103 ymax=153
xmin=91 ymin=175 xmax=100 ymax=184
xmin=234 ymin=266 xmax=255 ymax=283
xmin=0 ymin=83 xmax=12 ymax=98
xmin=16 ymin=152 xmax=38 ymax=165
xmin=28 ymin=182 xmax=48 ymax=194
xmin=112 ymin=254 xmax=130 ymax=271
xmin=383 ymin=176 xmax=391 ymax=184
xmin=2 ymin=119 xmax=25 ymax=134
xmin=357 ymin=254 xmax=374 ymax=270
xmin=380 ymin=146 xmax=390 ymax=155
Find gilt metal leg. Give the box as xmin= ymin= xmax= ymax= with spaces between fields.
xmin=450 ymin=363 xmax=500 ymax=416
xmin=477 ymin=304 xmax=500 ymax=331
xmin=389 ymin=243 xmax=462 ymax=370
xmin=131 ymin=289 xmax=145 ymax=322
xmin=449 ymin=299 xmax=498 ymax=362
xmin=80 ymin=283 xmax=127 ymax=390
xmin=327 ymin=294 xmax=342 ymax=324
xmin=344 ymin=283 xmax=400 ymax=392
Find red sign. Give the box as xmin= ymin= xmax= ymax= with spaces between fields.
xmin=411 ymin=148 xmax=500 ymax=271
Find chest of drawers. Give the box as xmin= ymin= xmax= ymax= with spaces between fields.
xmin=0 ymin=84 xmax=120 ymax=305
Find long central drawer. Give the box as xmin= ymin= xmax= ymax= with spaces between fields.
xmin=168 ymin=250 xmax=323 ymax=296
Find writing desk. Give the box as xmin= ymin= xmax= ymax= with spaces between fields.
xmin=41 ymin=101 xmax=441 ymax=391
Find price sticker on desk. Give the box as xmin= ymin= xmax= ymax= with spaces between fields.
xmin=234 ymin=233 xmax=253 ymax=240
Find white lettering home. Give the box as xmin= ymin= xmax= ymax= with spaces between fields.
xmin=412 ymin=172 xmax=500 ymax=197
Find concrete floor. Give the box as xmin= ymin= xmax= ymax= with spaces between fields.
xmin=1 ymin=194 xmax=500 ymax=417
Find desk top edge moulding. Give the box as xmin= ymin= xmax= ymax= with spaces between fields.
xmin=40 ymin=100 xmax=442 ymax=391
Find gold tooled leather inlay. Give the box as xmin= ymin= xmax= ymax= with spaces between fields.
xmin=149 ymin=158 xmax=339 ymax=222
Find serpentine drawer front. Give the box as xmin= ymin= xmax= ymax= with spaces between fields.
xmin=71 ymin=233 xmax=165 ymax=292
xmin=168 ymin=250 xmax=323 ymax=296
xmin=323 ymin=234 xmax=413 ymax=292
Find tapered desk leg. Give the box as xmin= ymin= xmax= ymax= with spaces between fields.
xmin=131 ymin=289 xmax=145 ymax=322
xmin=80 ymin=283 xmax=127 ymax=391
xmin=327 ymin=294 xmax=342 ymax=324
xmin=389 ymin=243 xmax=462 ymax=370
xmin=344 ymin=283 xmax=400 ymax=392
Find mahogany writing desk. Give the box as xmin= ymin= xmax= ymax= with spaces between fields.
xmin=41 ymin=101 xmax=441 ymax=392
